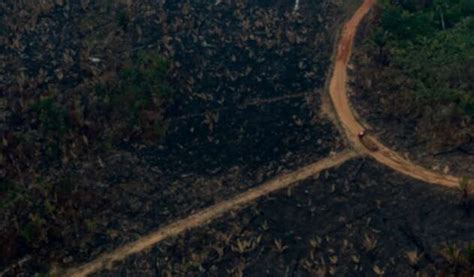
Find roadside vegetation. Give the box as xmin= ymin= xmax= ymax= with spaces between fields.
xmin=357 ymin=0 xmax=474 ymax=150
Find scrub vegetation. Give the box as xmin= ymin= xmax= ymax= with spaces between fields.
xmin=351 ymin=0 xmax=474 ymax=177
xmin=380 ymin=0 xmax=474 ymax=114
xmin=355 ymin=0 xmax=474 ymax=150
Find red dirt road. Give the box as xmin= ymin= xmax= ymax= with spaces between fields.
xmin=329 ymin=0 xmax=460 ymax=188
xmin=64 ymin=1 xmax=464 ymax=276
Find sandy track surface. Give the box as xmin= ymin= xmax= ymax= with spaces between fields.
xmin=66 ymin=151 xmax=357 ymax=277
xmin=329 ymin=0 xmax=460 ymax=188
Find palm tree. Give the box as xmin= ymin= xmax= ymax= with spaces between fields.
xmin=434 ymin=0 xmax=449 ymax=30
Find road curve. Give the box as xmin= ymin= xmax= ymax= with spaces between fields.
xmin=329 ymin=0 xmax=460 ymax=187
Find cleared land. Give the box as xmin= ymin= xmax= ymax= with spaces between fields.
xmin=63 ymin=1 xmax=472 ymax=276
xmin=2 ymin=0 xmax=472 ymax=276
xmin=92 ymin=159 xmax=474 ymax=276
xmin=1 ymin=0 xmax=352 ymax=274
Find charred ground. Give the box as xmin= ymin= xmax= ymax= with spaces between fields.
xmin=94 ymin=159 xmax=474 ymax=276
xmin=1 ymin=0 xmax=353 ymax=274
xmin=2 ymin=0 xmax=473 ymax=276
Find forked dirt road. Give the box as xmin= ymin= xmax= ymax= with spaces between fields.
xmin=64 ymin=1 xmax=463 ymax=275
xmin=329 ymin=0 xmax=460 ymax=187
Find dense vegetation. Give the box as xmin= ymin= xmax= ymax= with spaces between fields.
xmin=364 ymin=0 xmax=474 ymax=148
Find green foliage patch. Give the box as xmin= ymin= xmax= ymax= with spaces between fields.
xmin=96 ymin=51 xmax=171 ymax=140
xmin=1 ymin=50 xmax=171 ymax=189
xmin=375 ymin=0 xmax=474 ymax=117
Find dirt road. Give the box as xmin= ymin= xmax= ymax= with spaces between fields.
xmin=329 ymin=0 xmax=460 ymax=188
xmin=63 ymin=1 xmax=464 ymax=275
xmin=66 ymin=151 xmax=357 ymax=277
